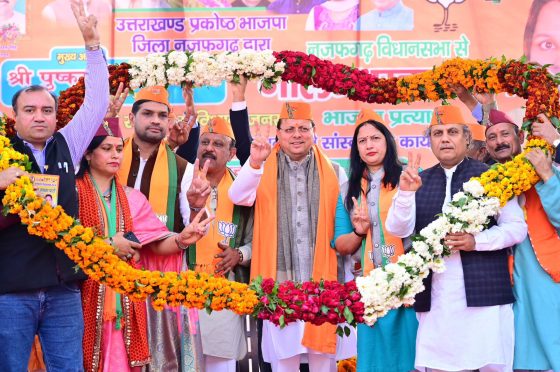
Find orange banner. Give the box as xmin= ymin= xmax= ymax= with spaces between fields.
xmin=0 ymin=0 xmax=548 ymax=167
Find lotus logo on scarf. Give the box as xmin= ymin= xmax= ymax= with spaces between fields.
xmin=218 ymin=221 xmax=237 ymax=244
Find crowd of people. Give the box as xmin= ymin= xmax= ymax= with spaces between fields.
xmin=0 ymin=1 xmax=560 ymax=372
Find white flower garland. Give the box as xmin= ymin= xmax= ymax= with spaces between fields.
xmin=356 ymin=180 xmax=501 ymax=326
xmin=128 ymin=50 xmax=285 ymax=90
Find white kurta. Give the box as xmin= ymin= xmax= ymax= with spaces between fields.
xmin=228 ymin=158 xmax=356 ymax=365
xmin=385 ymin=163 xmax=527 ymax=372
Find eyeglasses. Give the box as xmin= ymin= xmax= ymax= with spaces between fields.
xmin=278 ymin=126 xmax=313 ymax=135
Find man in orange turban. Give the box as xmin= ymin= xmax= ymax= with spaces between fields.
xmin=386 ymin=105 xmax=527 ymax=372
xmin=228 ymin=101 xmax=354 ymax=371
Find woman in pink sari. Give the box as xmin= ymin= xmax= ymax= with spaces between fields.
xmin=77 ymin=118 xmax=211 ymax=372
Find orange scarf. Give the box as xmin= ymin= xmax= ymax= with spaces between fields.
xmin=77 ymin=174 xmax=150 ymax=371
xmin=252 ymin=144 xmax=340 ymax=354
xmin=524 ymin=186 xmax=560 ymax=282
xmin=118 ymin=138 xmax=176 ymax=230
xmin=360 ymin=178 xmax=404 ymax=276
xmin=193 ymin=170 xmax=235 ymax=274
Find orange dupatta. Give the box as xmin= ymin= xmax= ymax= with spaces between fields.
xmin=193 ymin=170 xmax=235 ymax=273
xmin=360 ymin=178 xmax=405 ymax=276
xmin=524 ymin=186 xmax=560 ymax=282
xmin=118 ymin=138 xmax=176 ymax=230
xmin=251 ymin=144 xmax=340 ymax=354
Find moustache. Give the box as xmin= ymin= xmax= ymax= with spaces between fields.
xmin=495 ymin=143 xmax=510 ymax=152
xmin=202 ymin=152 xmax=216 ymax=160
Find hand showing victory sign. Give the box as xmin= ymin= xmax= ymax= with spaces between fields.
xmin=71 ymin=0 xmax=100 ymax=48
xmin=187 ymin=158 xmax=211 ymax=209
xmin=399 ymin=152 xmax=422 ymax=192
xmin=351 ymin=196 xmax=371 ymax=237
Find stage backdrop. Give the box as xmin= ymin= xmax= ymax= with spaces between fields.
xmin=0 ymin=0 xmax=541 ymax=168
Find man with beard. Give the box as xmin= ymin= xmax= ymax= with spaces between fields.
xmin=386 ymin=105 xmax=527 ymax=372
xmin=228 ymin=102 xmax=354 ymax=372
xmin=117 ymin=85 xmax=193 ymax=371
xmin=183 ymin=117 xmax=253 ymax=371
xmin=485 ymin=109 xmax=560 ymax=371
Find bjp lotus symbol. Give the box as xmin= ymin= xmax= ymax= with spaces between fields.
xmin=218 ymin=221 xmax=237 ymax=244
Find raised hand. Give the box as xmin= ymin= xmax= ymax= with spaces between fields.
xmin=531 ymin=114 xmax=560 ymax=147
xmin=351 ymin=196 xmax=370 ymax=237
xmin=168 ymin=84 xmax=197 ymax=148
xmin=177 ymin=209 xmax=214 ymax=246
xmin=71 ymin=0 xmax=100 ymax=47
xmin=230 ymin=75 xmax=248 ymax=102
xmin=187 ymin=159 xmax=211 ymax=209
xmin=214 ymin=242 xmax=241 ymax=275
xmin=473 ymin=91 xmax=495 ymax=106
xmin=525 ymin=147 xmax=554 ymax=182
xmin=249 ymin=126 xmax=272 ymax=168
xmin=105 ymin=82 xmax=129 ymax=119
xmin=399 ymin=151 xmax=422 ymax=192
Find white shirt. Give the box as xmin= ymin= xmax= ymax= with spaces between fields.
xmin=385 ymin=163 xmax=527 ymax=371
xmin=134 ymin=156 xmax=193 ymax=228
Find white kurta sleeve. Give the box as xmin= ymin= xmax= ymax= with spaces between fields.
xmin=179 ymin=162 xmax=194 ymax=227
xmin=228 ymin=160 xmax=264 ymax=206
xmin=385 ymin=189 xmax=416 ymax=238
xmin=474 ymin=196 xmax=527 ymax=251
xmin=337 ymin=166 xmax=348 ymax=186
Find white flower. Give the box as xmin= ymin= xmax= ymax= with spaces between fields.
xmin=463 ymin=180 xmax=485 ymax=198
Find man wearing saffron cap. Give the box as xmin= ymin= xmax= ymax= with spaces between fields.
xmin=484 ymin=109 xmax=560 ymax=371
xmin=385 ymin=105 xmax=527 ymax=372
xmin=228 ymin=102 xmax=352 ymax=371
xmin=181 ymin=116 xmax=253 ymax=371
xmin=466 ymin=123 xmax=490 ymax=163
xmin=117 ymin=85 xmax=197 ymax=371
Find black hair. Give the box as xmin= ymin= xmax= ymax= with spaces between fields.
xmin=524 ymin=0 xmax=556 ymax=59
xmin=12 ymin=85 xmax=58 ymax=114
xmin=344 ymin=120 xmax=403 ymax=212
xmin=76 ymin=135 xmax=124 ymax=178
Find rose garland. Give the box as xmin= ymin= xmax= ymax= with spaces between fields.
xmin=273 ymin=51 xmax=560 ymax=126
xmin=1 ymin=51 xmax=558 ymax=328
xmin=250 ymin=277 xmax=365 ymax=335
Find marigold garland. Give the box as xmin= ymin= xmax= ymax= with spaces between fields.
xmin=273 ymin=51 xmax=560 ymax=126
xmin=1 ymin=52 xmax=559 ymax=328
xmin=473 ymin=137 xmax=555 ymax=206
xmin=1 ymin=174 xmax=259 ymax=314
